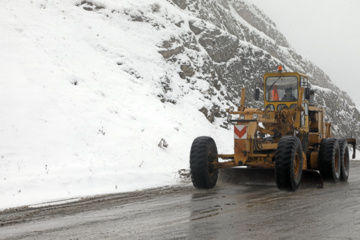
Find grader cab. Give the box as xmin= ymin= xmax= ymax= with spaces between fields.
xmin=190 ymin=67 xmax=356 ymax=191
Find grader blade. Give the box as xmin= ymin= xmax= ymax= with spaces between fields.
xmin=300 ymin=170 xmax=324 ymax=188
xmin=219 ymin=168 xmax=323 ymax=189
xmin=219 ymin=168 xmax=276 ymax=186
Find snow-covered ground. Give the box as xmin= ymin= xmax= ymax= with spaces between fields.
xmin=0 ymin=0 xmax=358 ymax=210
xmin=0 ymin=0 xmax=233 ymax=210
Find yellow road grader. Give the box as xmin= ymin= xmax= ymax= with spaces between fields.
xmin=190 ymin=67 xmax=356 ymax=191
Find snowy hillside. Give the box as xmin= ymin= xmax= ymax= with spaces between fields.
xmin=0 ymin=0 xmax=359 ymax=210
xmin=0 ymin=0 xmax=232 ymax=209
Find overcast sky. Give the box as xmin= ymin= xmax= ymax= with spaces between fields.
xmin=248 ymin=0 xmax=360 ymax=106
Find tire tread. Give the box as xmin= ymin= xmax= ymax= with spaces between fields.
xmin=319 ymin=138 xmax=340 ymax=182
xmin=190 ymin=136 xmax=218 ymax=189
xmin=275 ymin=136 xmax=303 ymax=191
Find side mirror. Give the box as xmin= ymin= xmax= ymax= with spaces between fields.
xmin=305 ymin=88 xmax=310 ymax=100
xmin=254 ymin=88 xmax=260 ymax=101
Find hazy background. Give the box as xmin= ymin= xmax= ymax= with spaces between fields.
xmin=249 ymin=0 xmax=360 ymax=106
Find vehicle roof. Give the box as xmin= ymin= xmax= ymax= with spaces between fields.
xmin=263 ymin=72 xmax=309 ymax=78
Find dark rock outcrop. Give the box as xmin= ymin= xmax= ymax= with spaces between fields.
xmin=157 ymin=0 xmax=360 ymax=146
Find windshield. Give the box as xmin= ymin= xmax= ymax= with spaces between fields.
xmin=265 ymin=76 xmax=298 ymax=102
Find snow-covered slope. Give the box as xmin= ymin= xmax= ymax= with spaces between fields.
xmin=0 ymin=0 xmax=359 ymax=210
xmin=0 ymin=0 xmax=233 ymax=209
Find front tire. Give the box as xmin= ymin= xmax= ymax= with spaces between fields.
xmin=190 ymin=136 xmax=218 ymax=189
xmin=275 ymin=136 xmax=303 ymax=191
xmin=338 ymin=139 xmax=350 ymax=181
xmin=319 ymin=138 xmax=341 ymax=182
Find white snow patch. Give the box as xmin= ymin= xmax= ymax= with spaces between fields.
xmin=0 ymin=0 xmax=235 ymax=210
xmin=311 ymin=84 xmax=332 ymax=93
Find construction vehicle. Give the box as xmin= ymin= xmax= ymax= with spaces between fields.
xmin=190 ymin=66 xmax=356 ymax=191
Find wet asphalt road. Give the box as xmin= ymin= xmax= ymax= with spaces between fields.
xmin=1 ymin=162 xmax=360 ymax=240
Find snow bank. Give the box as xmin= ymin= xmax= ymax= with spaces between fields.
xmin=0 ymin=0 xmax=234 ymax=209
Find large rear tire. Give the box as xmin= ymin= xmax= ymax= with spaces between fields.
xmin=319 ymin=138 xmax=341 ymax=182
xmin=275 ymin=136 xmax=303 ymax=192
xmin=190 ymin=136 xmax=218 ymax=189
xmin=338 ymin=139 xmax=350 ymax=181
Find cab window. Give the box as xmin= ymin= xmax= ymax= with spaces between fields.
xmin=265 ymin=76 xmax=298 ymax=102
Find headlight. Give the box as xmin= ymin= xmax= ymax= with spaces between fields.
xmin=239 ymin=114 xmax=245 ymax=120
xmin=253 ymin=114 xmax=258 ymax=119
xmin=229 ymin=106 xmax=235 ymax=112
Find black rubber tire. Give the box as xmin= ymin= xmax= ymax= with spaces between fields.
xmin=190 ymin=136 xmax=218 ymax=189
xmin=338 ymin=139 xmax=350 ymax=181
xmin=275 ymin=136 xmax=303 ymax=192
xmin=319 ymin=138 xmax=341 ymax=182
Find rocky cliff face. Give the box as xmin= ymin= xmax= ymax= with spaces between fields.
xmin=80 ymin=0 xmax=359 ymax=145
xmin=157 ymin=0 xmax=360 ymax=144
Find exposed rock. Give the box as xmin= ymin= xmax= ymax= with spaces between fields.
xmin=158 ymin=46 xmax=184 ymax=59
xmin=199 ymin=105 xmax=225 ymax=123
xmin=189 ymin=20 xmax=204 ymax=35
xmin=199 ymin=107 xmax=208 ymax=118
xmin=131 ymin=15 xmax=143 ymax=22
xmin=172 ymin=0 xmax=187 ymax=9
xmin=76 ymin=1 xmax=105 ymax=11
xmin=158 ymin=37 xmax=186 ymax=59
xmin=180 ymin=64 xmax=195 ymax=77
xmin=153 ymin=0 xmax=360 ymax=145
xmin=199 ymin=29 xmax=239 ymax=63
xmin=178 ymin=72 xmax=186 ymax=79
xmin=175 ymin=20 xmax=184 ymax=27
